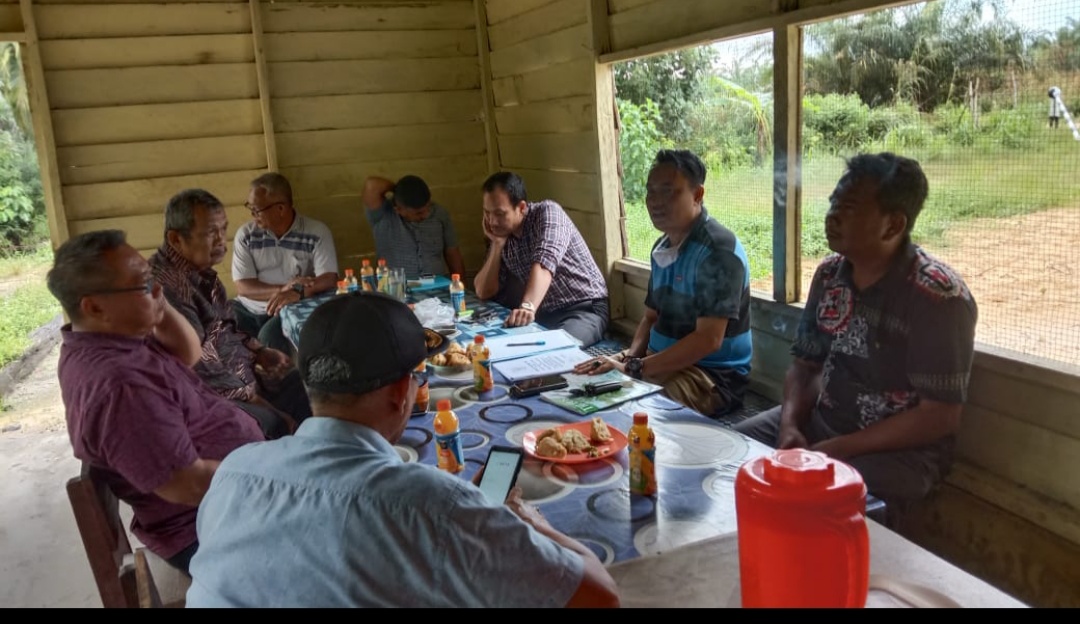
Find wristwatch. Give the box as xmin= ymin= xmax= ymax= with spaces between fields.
xmin=625 ymin=357 xmax=644 ymax=380
xmin=520 ymin=301 xmax=536 ymax=313
xmin=291 ymin=283 xmax=305 ymax=299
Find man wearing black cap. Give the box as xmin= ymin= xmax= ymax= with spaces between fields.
xmin=186 ymin=292 xmax=620 ymax=608
xmin=362 ymin=174 xmax=466 ymax=279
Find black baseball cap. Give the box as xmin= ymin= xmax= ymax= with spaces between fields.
xmin=299 ymin=292 xmax=447 ymax=395
xmin=394 ymin=175 xmax=432 ymax=210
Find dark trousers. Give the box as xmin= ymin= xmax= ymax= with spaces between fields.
xmin=166 ymin=541 xmax=198 ymax=578
xmin=231 ymin=299 xmax=294 ymax=356
xmin=537 ymin=299 xmax=610 ymax=348
xmin=233 ymin=370 xmax=313 ymax=439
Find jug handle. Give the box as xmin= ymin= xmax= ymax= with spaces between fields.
xmin=827 ymin=511 xmax=870 ymax=607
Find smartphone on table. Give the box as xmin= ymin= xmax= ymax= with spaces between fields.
xmin=477 ymin=446 xmax=525 ymax=506
xmin=510 ymin=374 xmax=568 ymax=399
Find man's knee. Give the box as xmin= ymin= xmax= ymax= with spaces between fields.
xmin=732 ymin=406 xmax=782 ymax=446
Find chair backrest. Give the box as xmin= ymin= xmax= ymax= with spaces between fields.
xmin=66 ymin=461 xmax=138 ymax=608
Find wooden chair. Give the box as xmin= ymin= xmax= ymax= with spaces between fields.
xmin=66 ymin=462 xmax=186 ymax=608
xmin=66 ymin=462 xmax=139 ymax=608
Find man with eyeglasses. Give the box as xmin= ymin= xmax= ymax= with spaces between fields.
xmin=232 ymin=172 xmax=339 ymax=353
xmin=361 ymin=174 xmax=466 ymax=279
xmin=150 ymin=189 xmax=311 ymax=440
xmin=49 ymin=230 xmax=265 ymax=577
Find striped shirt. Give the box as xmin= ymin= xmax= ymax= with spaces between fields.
xmin=499 ymin=200 xmax=608 ymax=312
xmin=367 ymin=200 xmax=458 ymax=278
xmin=150 ymin=244 xmax=258 ymax=402
xmin=232 ymin=214 xmax=339 ymax=315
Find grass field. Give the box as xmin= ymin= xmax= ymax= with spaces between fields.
xmin=0 ymin=245 xmax=58 ymax=370
xmin=625 ymin=131 xmax=1080 ymax=282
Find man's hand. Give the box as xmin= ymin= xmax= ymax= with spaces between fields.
xmin=255 ymin=347 xmax=292 ymax=379
xmin=811 ymin=436 xmax=853 ymax=460
xmin=504 ymin=307 xmax=536 ymax=328
xmin=572 ymin=356 xmax=625 ymax=376
xmin=266 ymin=289 xmax=301 ymax=316
xmin=249 ymin=395 xmax=298 ymax=436
xmin=506 ymin=487 xmax=551 ymax=528
xmin=283 ymin=276 xmax=314 ymax=291
xmin=777 ymin=424 xmax=809 ymax=450
xmin=483 ymin=215 xmax=507 ymax=245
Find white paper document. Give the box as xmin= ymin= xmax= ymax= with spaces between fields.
xmin=493 ymin=348 xmax=594 ymax=382
xmin=482 ymin=329 xmax=581 ymax=362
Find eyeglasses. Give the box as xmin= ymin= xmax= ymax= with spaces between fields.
xmin=245 ymin=201 xmax=286 ymax=216
xmin=85 ymin=276 xmax=156 ymax=297
xmin=411 ymin=370 xmax=426 ymax=385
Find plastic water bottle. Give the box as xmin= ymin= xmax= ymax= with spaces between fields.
xmin=413 ymin=360 xmax=430 ymax=415
xmin=360 ymin=259 xmax=376 ymax=292
xmin=628 ymin=412 xmax=657 ymax=496
xmin=433 ymin=399 xmax=464 ymax=473
xmin=449 ymin=273 xmax=466 ymax=316
xmin=345 ymin=268 xmax=359 ymax=293
xmin=376 ymin=259 xmax=390 ymax=294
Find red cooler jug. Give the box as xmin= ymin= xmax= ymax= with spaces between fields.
xmin=735 ymin=448 xmax=869 ymax=608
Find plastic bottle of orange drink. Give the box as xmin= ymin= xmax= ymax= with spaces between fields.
xmin=468 ymin=335 xmax=493 ymax=393
xmin=628 ymin=412 xmax=657 ymax=496
xmin=449 ymin=273 xmax=466 ymax=316
xmin=433 ymin=399 xmax=464 ymax=473
xmin=360 ymin=259 xmax=376 ymax=292
xmin=376 ymin=259 xmax=390 ymax=293
xmin=344 ymin=268 xmax=359 ymax=293
xmin=413 ymin=360 xmax=430 ymax=415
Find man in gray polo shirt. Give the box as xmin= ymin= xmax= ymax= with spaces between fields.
xmin=362 ymin=174 xmax=466 ymax=279
xmin=232 ymin=172 xmax=339 ymax=354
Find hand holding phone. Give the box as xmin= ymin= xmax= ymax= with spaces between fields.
xmin=477 ymin=446 xmax=525 ymax=505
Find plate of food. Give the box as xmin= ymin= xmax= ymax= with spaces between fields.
xmin=426 ymin=339 xmax=471 ymax=373
xmin=522 ymin=418 xmax=628 ymax=464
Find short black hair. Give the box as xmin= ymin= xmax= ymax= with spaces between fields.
xmin=394 ymin=175 xmax=431 ymax=209
xmin=652 ymin=149 xmax=707 ymax=187
xmin=47 ymin=230 xmax=128 ymax=320
xmin=838 ymin=152 xmax=928 ymax=236
xmin=164 ymin=188 xmax=224 ymax=239
xmin=251 ymin=172 xmax=293 ymax=205
xmin=482 ymin=171 xmax=528 ymax=206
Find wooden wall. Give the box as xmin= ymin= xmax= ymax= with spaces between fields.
xmin=480 ymin=0 xmax=624 ymax=293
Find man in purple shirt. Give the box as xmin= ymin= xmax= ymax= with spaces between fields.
xmin=48 ymin=230 xmax=265 ymax=576
xmin=474 ymin=172 xmax=610 ymax=346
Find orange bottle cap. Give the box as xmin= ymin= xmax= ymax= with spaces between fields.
xmin=362 ymin=259 xmax=371 ymax=266
xmin=378 ymin=259 xmax=387 ymax=266
xmin=451 ymin=273 xmax=460 ymax=281
xmin=345 ymin=268 xmax=354 ymax=276
xmin=474 ymin=335 xmax=485 ymax=344
xmin=633 ymin=412 xmax=648 ymax=425
xmin=436 ymin=399 xmax=452 ymax=411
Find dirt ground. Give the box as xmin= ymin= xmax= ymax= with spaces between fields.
xmin=753 ymin=207 xmax=1080 ymax=368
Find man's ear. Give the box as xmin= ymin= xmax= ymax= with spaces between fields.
xmin=165 ymin=229 xmax=182 ymax=249
xmin=884 ymin=213 xmax=908 ymax=242
xmin=693 ymin=184 xmax=706 ymax=205
xmin=516 ymin=201 xmax=529 ymax=215
xmin=388 ymin=374 xmax=412 ymax=408
xmin=78 ymin=295 xmax=103 ymax=322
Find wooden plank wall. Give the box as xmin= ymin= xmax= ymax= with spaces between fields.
xmin=34 ymin=0 xmax=264 ymax=293
xmin=261 ymin=0 xmax=489 ymax=276
xmin=482 ymin=0 xmax=618 ymax=269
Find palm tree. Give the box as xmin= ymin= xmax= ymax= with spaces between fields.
xmin=0 ymin=43 xmax=31 ymax=140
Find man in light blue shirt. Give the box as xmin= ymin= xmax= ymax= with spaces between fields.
xmin=186 ymin=292 xmax=619 ymax=608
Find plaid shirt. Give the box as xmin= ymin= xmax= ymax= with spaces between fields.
xmin=367 ymin=200 xmax=458 ymax=278
xmin=149 ymin=244 xmax=259 ymax=402
xmin=500 ymin=200 xmax=608 ymax=312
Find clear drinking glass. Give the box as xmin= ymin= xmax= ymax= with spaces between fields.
xmin=388 ymin=267 xmax=407 ymax=301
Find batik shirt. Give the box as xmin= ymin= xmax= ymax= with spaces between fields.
xmin=150 ymin=244 xmax=258 ymax=402
xmin=793 ymin=244 xmax=978 ymax=445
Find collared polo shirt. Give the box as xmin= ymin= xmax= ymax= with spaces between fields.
xmin=58 ymin=327 xmax=264 ymax=559
xmin=232 ymin=213 xmax=339 ymax=315
xmin=645 ymin=207 xmax=753 ymax=376
xmin=186 ymin=418 xmax=583 ymax=608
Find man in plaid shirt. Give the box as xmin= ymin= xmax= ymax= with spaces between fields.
xmin=474 ymin=172 xmax=609 ymax=346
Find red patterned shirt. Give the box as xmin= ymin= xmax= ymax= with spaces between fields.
xmin=149 ymin=244 xmax=259 ymax=401
xmin=499 ymin=200 xmax=608 ymax=311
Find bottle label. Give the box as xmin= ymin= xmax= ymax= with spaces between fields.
xmin=434 ymin=431 xmax=464 ymax=473
xmin=630 ymin=447 xmax=657 ymax=495
xmin=473 ymin=357 xmax=493 ymax=393
xmin=414 ymin=379 xmax=429 ymax=414
xmin=363 ymin=275 xmax=376 ymax=291
xmin=450 ymin=291 xmax=465 ymax=314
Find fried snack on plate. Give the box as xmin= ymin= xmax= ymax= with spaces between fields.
xmin=536 ymin=436 xmax=568 ymax=459
xmin=561 ymin=429 xmax=591 ymax=453
xmin=446 ymin=341 xmax=466 ymax=355
xmin=429 ymin=353 xmax=448 ymax=366
xmin=446 ymin=353 xmax=470 ymax=367
xmin=590 ymin=417 xmax=612 ymax=444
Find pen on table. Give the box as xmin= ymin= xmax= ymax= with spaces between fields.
xmin=506 ymin=341 xmax=545 ymax=347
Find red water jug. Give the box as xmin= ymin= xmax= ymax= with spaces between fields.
xmin=735 ymin=448 xmax=869 ymax=608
